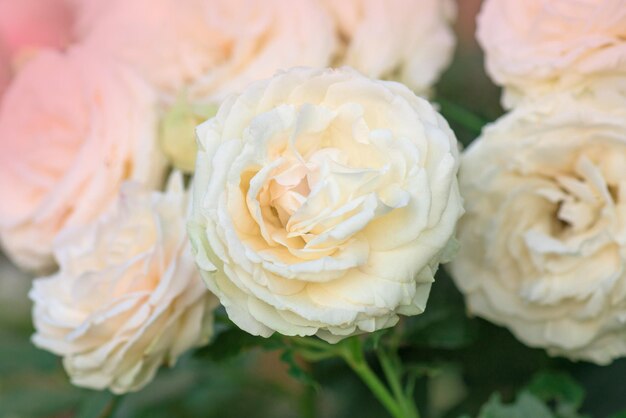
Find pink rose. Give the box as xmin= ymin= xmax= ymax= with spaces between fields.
xmin=477 ymin=0 xmax=626 ymax=107
xmin=0 ymin=41 xmax=9 ymax=98
xmin=0 ymin=0 xmax=74 ymax=58
xmin=78 ymin=0 xmax=335 ymax=101
xmin=75 ymin=0 xmax=219 ymax=97
xmin=0 ymin=0 xmax=82 ymax=103
xmin=0 ymin=48 xmax=165 ymax=272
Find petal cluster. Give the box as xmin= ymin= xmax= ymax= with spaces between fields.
xmin=31 ymin=174 xmax=216 ymax=393
xmin=77 ymin=0 xmax=455 ymax=102
xmin=0 ymin=49 xmax=165 ymax=272
xmin=323 ymin=0 xmax=457 ymax=95
xmin=477 ymin=0 xmax=626 ymax=107
xmin=190 ymin=67 xmax=463 ymax=342
xmin=450 ymin=91 xmax=626 ymax=364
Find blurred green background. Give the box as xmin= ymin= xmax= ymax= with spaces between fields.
xmin=2 ymin=1 xmax=626 ymax=417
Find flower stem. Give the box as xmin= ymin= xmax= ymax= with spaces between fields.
xmin=98 ymin=395 xmax=123 ymax=418
xmin=287 ymin=335 xmax=421 ymax=418
xmin=339 ymin=338 xmax=419 ymax=418
xmin=378 ymin=348 xmax=420 ymax=418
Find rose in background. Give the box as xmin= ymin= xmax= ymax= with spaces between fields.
xmin=77 ymin=0 xmax=336 ymax=104
xmin=0 ymin=42 xmax=9 ymax=98
xmin=0 ymin=48 xmax=165 ymax=272
xmin=477 ymin=0 xmax=626 ymax=108
xmin=323 ymin=0 xmax=457 ymax=96
xmin=0 ymin=0 xmax=79 ymax=101
xmin=190 ymin=67 xmax=463 ymax=342
xmin=78 ymin=0 xmax=456 ymax=105
xmin=31 ymin=173 xmax=217 ymax=394
xmin=449 ymin=88 xmax=626 ymax=365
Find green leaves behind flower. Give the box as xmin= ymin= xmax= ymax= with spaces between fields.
xmin=195 ymin=326 xmax=283 ymax=362
xmin=476 ymin=371 xmax=590 ymax=418
xmin=478 ymin=392 xmax=554 ymax=418
xmin=159 ymin=94 xmax=218 ymax=173
xmin=195 ymin=323 xmax=318 ymax=387
xmin=526 ymin=371 xmax=585 ymax=418
xmin=404 ymin=272 xmax=479 ymax=350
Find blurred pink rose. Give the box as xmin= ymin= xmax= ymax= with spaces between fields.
xmin=0 ymin=41 xmax=9 ymax=98
xmin=75 ymin=0 xmax=219 ymax=97
xmin=0 ymin=0 xmax=74 ymax=57
xmin=187 ymin=0 xmax=335 ymax=102
xmin=78 ymin=0 xmax=335 ymax=102
xmin=0 ymin=48 xmax=165 ymax=272
xmin=477 ymin=0 xmax=626 ymax=107
xmin=0 ymin=0 xmax=78 ymax=100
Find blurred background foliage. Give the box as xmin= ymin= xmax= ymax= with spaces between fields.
xmin=1 ymin=1 xmax=626 ymax=417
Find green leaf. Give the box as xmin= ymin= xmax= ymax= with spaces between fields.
xmin=280 ymin=349 xmax=319 ymax=389
xmin=406 ymin=304 xmax=478 ymax=349
xmin=608 ymin=412 xmax=626 ymax=418
xmin=363 ymin=329 xmax=390 ymax=351
xmin=527 ymin=371 xmax=585 ymax=418
xmin=195 ymin=328 xmax=283 ymax=361
xmin=0 ymin=384 xmax=81 ymax=417
xmin=436 ymin=99 xmax=489 ymax=136
xmin=0 ymin=332 xmax=59 ymax=374
xmin=478 ymin=392 xmax=554 ymax=418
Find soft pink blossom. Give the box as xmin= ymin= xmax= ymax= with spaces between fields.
xmin=0 ymin=48 xmax=165 ymax=272
xmin=78 ymin=0 xmax=335 ymax=101
xmin=0 ymin=0 xmax=78 ymax=101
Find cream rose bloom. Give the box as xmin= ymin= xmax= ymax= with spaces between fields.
xmin=79 ymin=0 xmax=335 ymax=102
xmin=30 ymin=174 xmax=217 ymax=393
xmin=323 ymin=0 xmax=456 ymax=96
xmin=0 ymin=49 xmax=164 ymax=272
xmin=449 ymin=89 xmax=626 ymax=364
xmin=189 ymin=67 xmax=463 ymax=342
xmin=477 ymin=0 xmax=626 ymax=108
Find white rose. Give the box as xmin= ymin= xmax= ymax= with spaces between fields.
xmin=477 ymin=0 xmax=626 ymax=108
xmin=189 ymin=67 xmax=463 ymax=343
xmin=0 ymin=48 xmax=165 ymax=272
xmin=449 ymin=89 xmax=626 ymax=364
xmin=30 ymin=174 xmax=217 ymax=393
xmin=322 ymin=0 xmax=456 ymax=96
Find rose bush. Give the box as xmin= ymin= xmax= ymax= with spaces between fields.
xmin=189 ymin=67 xmax=463 ymax=342
xmin=30 ymin=174 xmax=217 ymax=393
xmin=477 ymin=0 xmax=626 ymax=108
xmin=0 ymin=48 xmax=164 ymax=272
xmin=449 ymin=89 xmax=626 ymax=364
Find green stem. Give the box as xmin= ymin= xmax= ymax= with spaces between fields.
xmin=98 ymin=395 xmax=123 ymax=418
xmin=340 ymin=338 xmax=405 ymax=418
xmin=378 ymin=349 xmax=420 ymax=418
xmin=287 ymin=335 xmax=422 ymax=418
xmin=436 ymin=98 xmax=488 ymax=135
